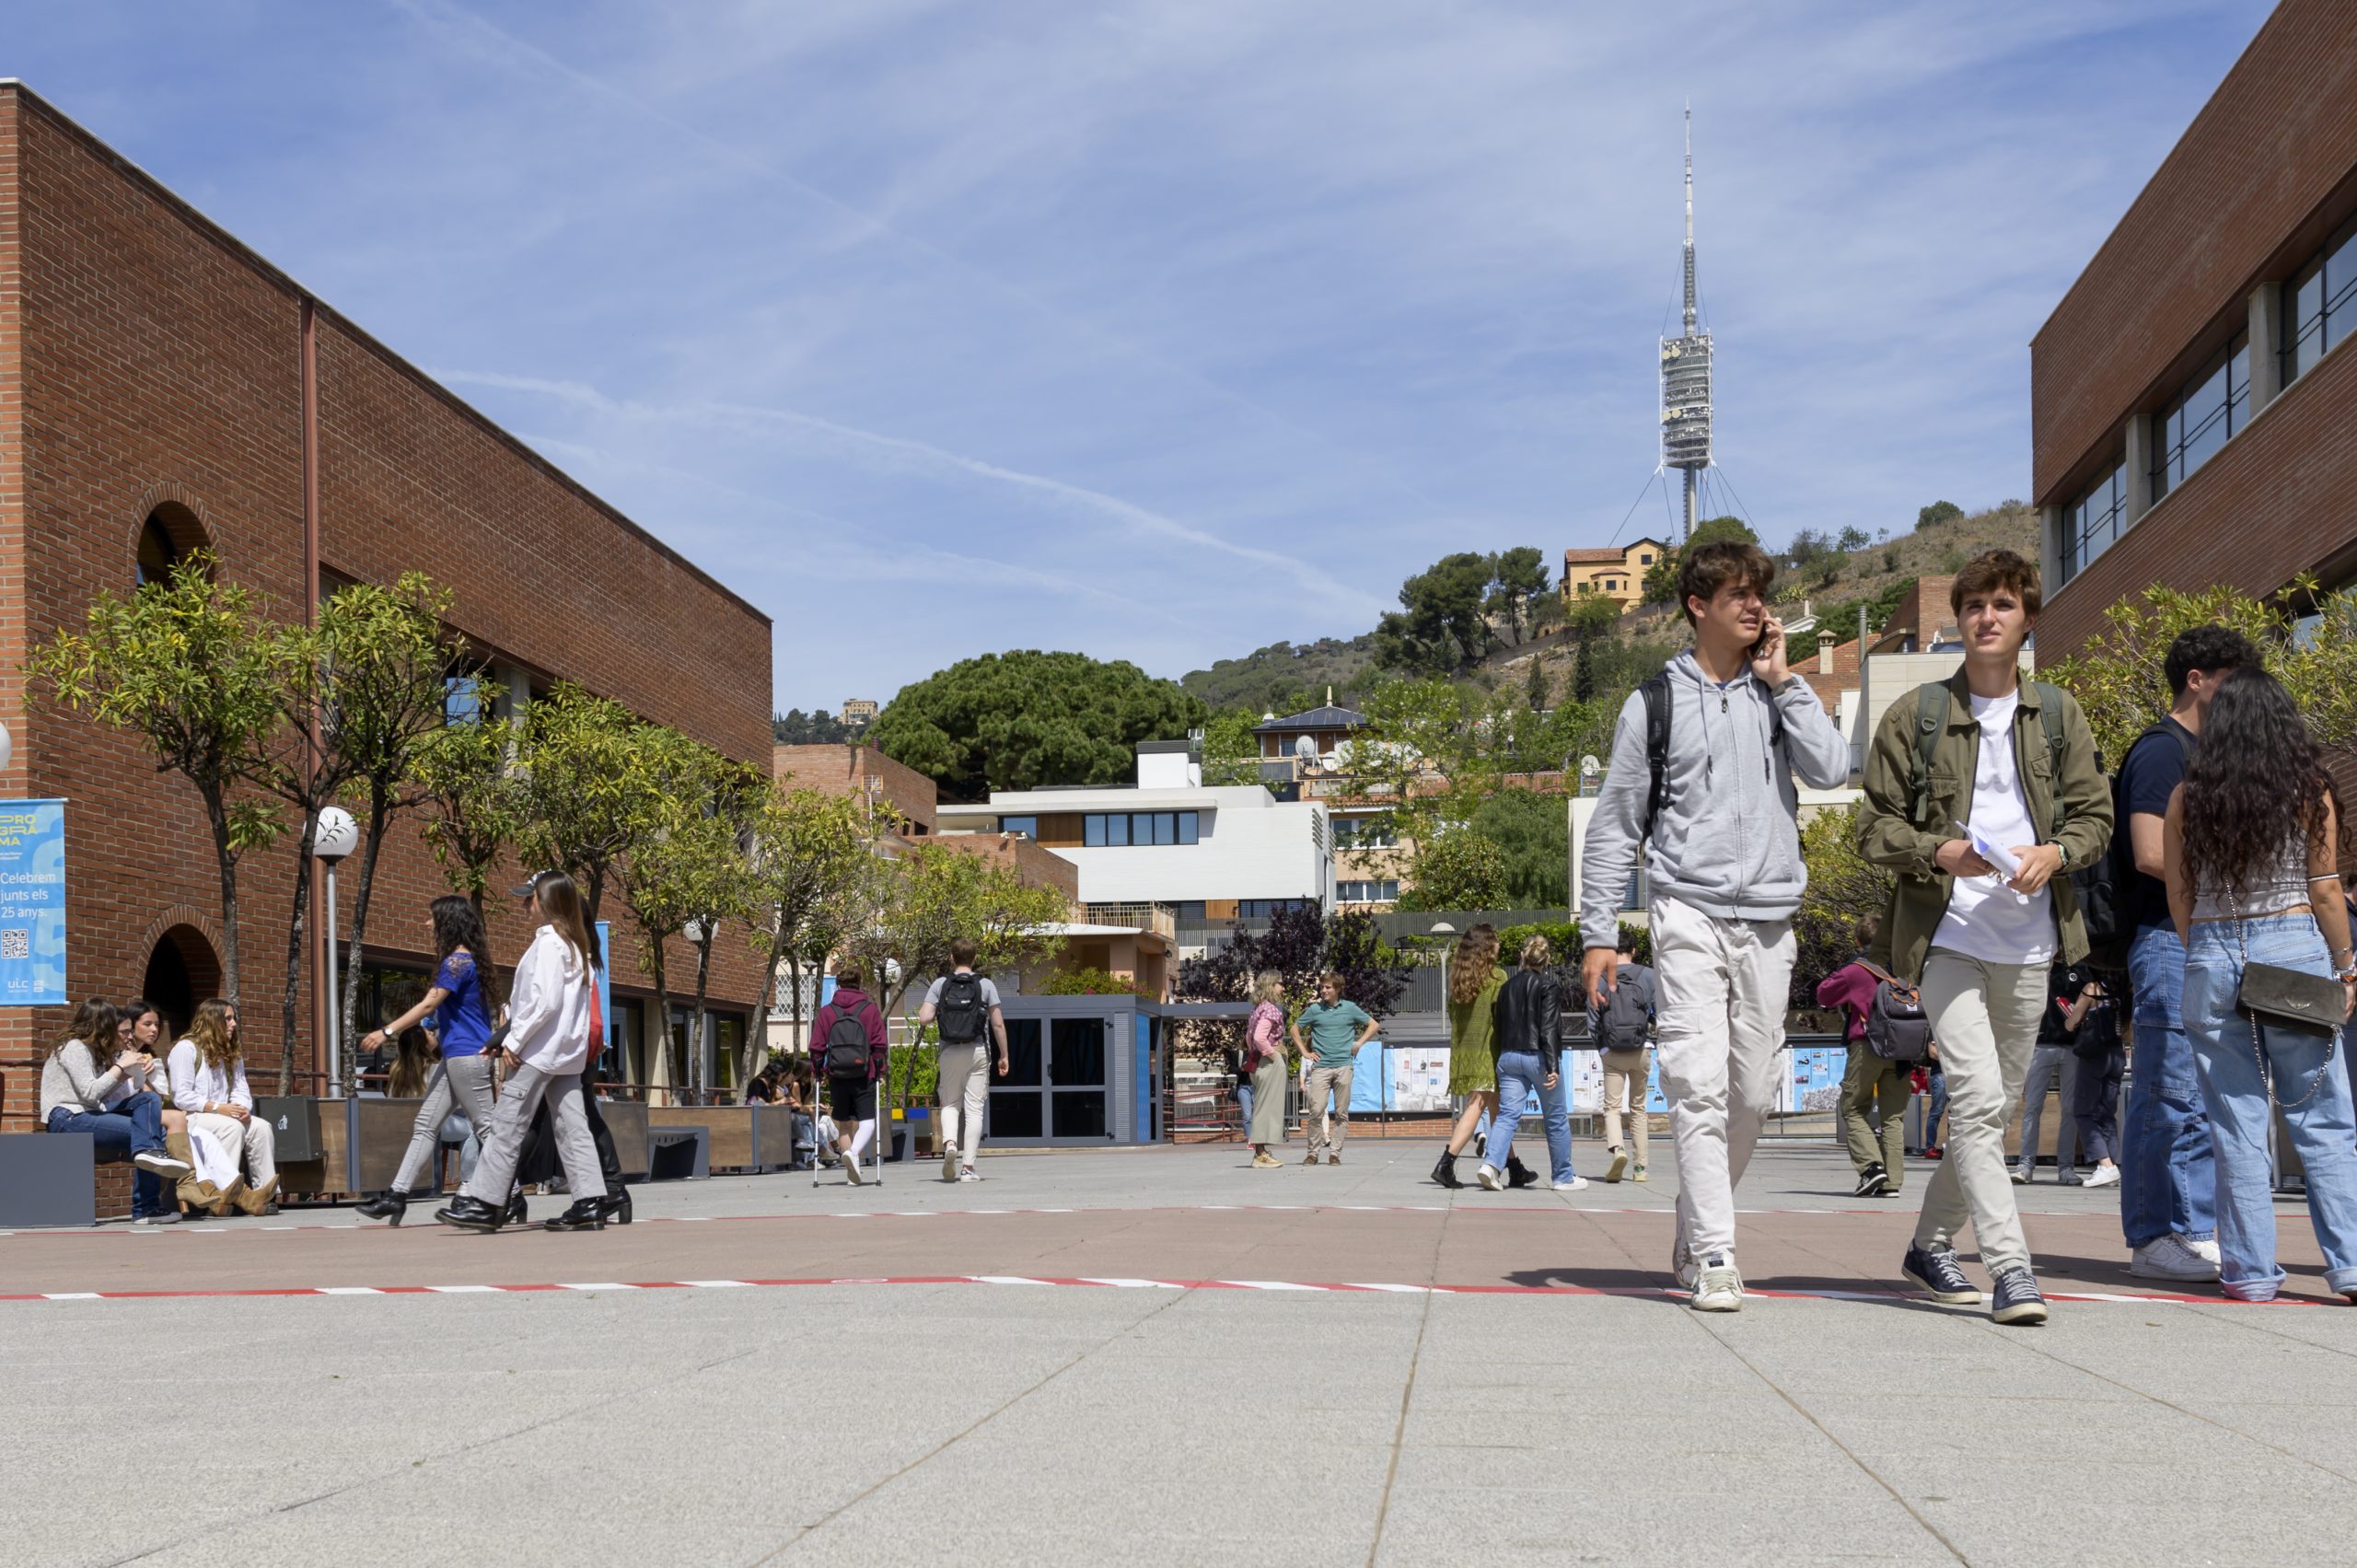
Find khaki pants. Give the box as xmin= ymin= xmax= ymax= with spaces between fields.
xmin=1840 ymin=1046 xmax=1910 ymax=1185
xmin=1914 ymin=950 xmax=2044 ymax=1276
xmin=1304 ymin=1063 xmax=1353 ymax=1157
xmin=189 ymin=1110 xmax=276 ymax=1187
xmin=936 ymin=1042 xmax=991 ymax=1166
xmin=1599 ymin=1048 xmax=1652 ymax=1164
xmin=1248 ymin=1057 xmax=1288 ymax=1146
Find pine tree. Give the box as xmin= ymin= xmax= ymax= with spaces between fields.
xmin=1573 ymin=636 xmax=1597 ymax=703
xmin=1526 ymin=657 xmax=1551 ymax=712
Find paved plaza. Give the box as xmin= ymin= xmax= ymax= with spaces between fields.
xmin=9 ymin=1139 xmax=2357 ymax=1566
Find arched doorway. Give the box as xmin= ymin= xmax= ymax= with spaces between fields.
xmin=141 ymin=925 xmax=222 ymax=1040
xmin=135 ymin=503 xmax=209 ymax=587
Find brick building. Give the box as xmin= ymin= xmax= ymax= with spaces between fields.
xmin=0 ymin=83 xmax=774 ymax=1128
xmin=2034 ymin=1 xmax=2357 ymax=660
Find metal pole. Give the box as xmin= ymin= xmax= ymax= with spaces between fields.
xmin=324 ymin=862 xmax=341 ymax=1099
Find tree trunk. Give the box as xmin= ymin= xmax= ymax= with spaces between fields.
xmin=648 ymin=932 xmax=676 ymax=1105
xmin=691 ymin=930 xmax=715 ymax=1099
xmin=785 ymin=951 xmax=805 ymax=1066
xmin=274 ymin=819 xmax=317 ymax=1093
xmin=336 ymin=793 xmax=394 ymax=1095
xmin=749 ymin=921 xmax=786 ymax=1086
xmin=202 ymin=786 xmax=243 ymax=1021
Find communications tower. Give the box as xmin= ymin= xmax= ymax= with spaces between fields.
xmin=1659 ymin=107 xmax=1712 ymax=544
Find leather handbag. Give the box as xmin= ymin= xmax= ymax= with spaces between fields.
xmin=2236 ymin=961 xmax=2344 ymax=1039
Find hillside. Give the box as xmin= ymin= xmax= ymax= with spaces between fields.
xmin=1179 ymin=633 xmax=1379 ymax=714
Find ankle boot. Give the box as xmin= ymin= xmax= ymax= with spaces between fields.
xmin=543 ymin=1198 xmax=605 ymax=1232
xmin=234 ymin=1177 xmax=282 ymax=1216
xmin=435 ymin=1194 xmax=506 ymax=1232
xmin=505 ymin=1190 xmax=529 ymax=1226
xmin=355 ymin=1190 xmax=411 ymax=1225
xmin=1431 ymin=1151 xmax=1465 ymax=1189
xmin=1505 ymin=1154 xmax=1538 ymax=1190
xmin=597 ymin=1186 xmax=633 ymax=1225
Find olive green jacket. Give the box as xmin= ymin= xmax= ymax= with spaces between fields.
xmin=1856 ymin=673 xmax=2113 ymax=983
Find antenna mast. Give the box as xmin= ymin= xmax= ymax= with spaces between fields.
xmin=1660 ymin=104 xmax=1713 ymax=545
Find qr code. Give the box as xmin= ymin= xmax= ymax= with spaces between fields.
xmin=0 ymin=929 xmax=27 ymax=960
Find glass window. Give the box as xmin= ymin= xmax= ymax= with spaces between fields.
xmin=2153 ymin=331 xmax=2248 ymax=500
xmin=1177 ymin=811 xmax=1199 ymax=844
xmin=2059 ymin=459 xmax=2126 ymax=586
xmin=1000 ymin=816 xmax=1037 ymax=839
xmin=2284 ymin=216 xmax=2357 ymax=387
xmin=1152 ymin=812 xmax=1177 ymax=845
xmin=1105 ymin=813 xmax=1129 ymax=846
xmin=1051 ymin=1092 xmax=1107 ymax=1139
xmin=445 ymin=673 xmax=484 ymax=726
xmin=1175 ymin=901 xmax=1206 ymax=923
xmin=1084 ymin=815 xmax=1106 ymax=847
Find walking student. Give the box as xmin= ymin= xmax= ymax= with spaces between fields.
xmin=1858 ymin=551 xmax=2111 ymax=1326
xmin=1294 ymin=973 xmax=1377 ymax=1166
xmin=1245 ymin=971 xmax=1290 ymax=1167
xmin=1433 ymin=924 xmax=1507 ymax=1189
xmin=1817 ymin=916 xmax=1911 ymax=1198
xmin=814 ymin=960 xmax=888 ymax=1185
xmin=437 ymin=871 xmax=609 ymax=1233
xmin=2015 ymin=960 xmax=2084 ymax=1185
xmin=1580 ymin=539 xmax=1851 ymax=1307
xmin=915 ymin=939 xmax=1008 ymax=1182
xmin=2165 ymin=668 xmax=2357 ymax=1302
xmin=1479 ymin=936 xmax=1566 ymax=1191
xmin=358 ymin=896 xmax=498 ymax=1225
xmin=2120 ymin=627 xmax=2255 ymax=1282
xmin=1590 ymin=937 xmax=1655 ymax=1185
xmin=2060 ymin=969 xmax=2123 ymax=1188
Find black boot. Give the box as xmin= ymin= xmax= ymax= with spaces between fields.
xmin=597 ymin=1186 xmax=633 ymax=1225
xmin=505 ymin=1191 xmax=529 ymax=1226
xmin=355 ymin=1190 xmax=412 ymax=1225
xmin=544 ymin=1198 xmax=606 ymax=1232
xmin=1431 ymin=1151 xmax=1465 ymax=1189
xmin=435 ymin=1194 xmax=506 ymax=1232
xmin=1505 ymin=1154 xmax=1539 ymax=1190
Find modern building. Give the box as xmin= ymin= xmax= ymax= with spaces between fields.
xmin=1251 ymin=698 xmax=1365 ymax=765
xmin=2033 ymin=0 xmax=2357 ymax=664
xmin=0 ymin=82 xmax=776 ymax=1134
xmin=1561 ymin=539 xmax=1667 ymax=611
xmin=937 ymin=739 xmax=1334 ymax=955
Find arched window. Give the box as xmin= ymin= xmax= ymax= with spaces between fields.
xmin=134 ymin=504 xmax=209 ymax=587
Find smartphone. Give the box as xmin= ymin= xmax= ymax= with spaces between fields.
xmin=1747 ymin=617 xmax=1780 ymax=663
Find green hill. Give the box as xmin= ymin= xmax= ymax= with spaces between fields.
xmin=1179 ymin=633 xmax=1378 ymax=714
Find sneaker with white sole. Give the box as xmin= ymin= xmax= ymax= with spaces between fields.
xmin=2189 ymin=1236 xmax=2222 ymax=1266
xmin=1604 ymin=1147 xmax=1628 ymax=1183
xmin=842 ymin=1155 xmax=864 ymax=1186
xmin=2130 ymin=1234 xmax=2220 ymax=1282
xmin=2010 ymin=1164 xmax=2030 ymax=1186
xmin=133 ymin=1149 xmax=192 ymax=1179
xmin=942 ymin=1144 xmax=959 ymax=1182
xmin=2083 ymin=1164 xmax=2120 ymax=1189
xmin=1553 ymin=1175 xmax=1589 ymax=1191
xmin=132 ymin=1210 xmax=180 ymax=1226
xmin=958 ymin=1167 xmax=980 ymax=1182
xmin=1691 ymin=1253 xmax=1743 ymax=1311
xmin=1474 ymin=1162 xmax=1504 ymax=1191
xmin=1991 ymin=1267 xmax=2048 ymax=1325
xmin=1672 ymin=1234 xmax=1695 ymax=1291
xmin=1902 ymin=1242 xmax=1981 ymax=1306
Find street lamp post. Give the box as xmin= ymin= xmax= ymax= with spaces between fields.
xmin=312 ymin=807 xmax=360 ymax=1098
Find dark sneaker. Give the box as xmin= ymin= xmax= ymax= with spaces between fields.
xmin=134 ymin=1149 xmax=192 ymax=1179
xmin=1854 ymin=1163 xmax=1889 ymax=1198
xmin=1902 ymin=1243 xmax=1980 ymax=1306
xmin=132 ymin=1210 xmax=180 ymax=1226
xmin=1991 ymin=1267 xmax=2048 ymax=1325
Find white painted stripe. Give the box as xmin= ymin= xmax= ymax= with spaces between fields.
xmin=424 ymin=1284 xmax=501 ymax=1294
xmin=1343 ymin=1283 xmax=1431 ymax=1293
xmin=317 ymin=1286 xmax=381 ymax=1295
xmin=1220 ymin=1280 xmax=1325 ymax=1291
xmin=672 ymin=1216 xmax=712 ymax=1223
xmin=42 ymin=1292 xmax=100 ymax=1300
xmin=969 ymin=1275 xmax=1056 ymax=1286
xmin=1078 ymin=1278 xmax=1184 ymax=1289
xmin=682 ymin=1279 xmax=753 ymax=1288
xmin=557 ymin=1283 xmax=634 ymax=1292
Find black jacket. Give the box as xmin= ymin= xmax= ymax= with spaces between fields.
xmin=1492 ymin=970 xmax=1564 ymax=1074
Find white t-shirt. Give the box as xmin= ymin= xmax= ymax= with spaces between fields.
xmin=1930 ymin=691 xmax=2056 ymax=967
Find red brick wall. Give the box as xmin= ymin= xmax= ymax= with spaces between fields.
xmin=773 ymin=743 xmax=938 ymax=832
xmin=936 ymin=832 xmax=1080 ymax=900
xmin=0 ymin=86 xmax=772 ymax=1129
xmin=2031 ymin=0 xmax=2357 ymax=504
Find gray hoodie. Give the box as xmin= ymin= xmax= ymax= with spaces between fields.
xmin=1579 ymin=652 xmax=1851 ymax=942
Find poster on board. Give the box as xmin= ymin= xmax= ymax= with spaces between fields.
xmin=0 ymin=799 xmax=65 ymax=1006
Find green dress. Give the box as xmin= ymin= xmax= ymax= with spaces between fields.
xmin=1446 ymin=967 xmax=1507 ymax=1094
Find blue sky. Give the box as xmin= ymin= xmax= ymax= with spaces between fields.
xmin=7 ymin=1 xmax=2273 ymax=711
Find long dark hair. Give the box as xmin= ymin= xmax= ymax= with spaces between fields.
xmin=430 ymin=894 xmax=488 ymax=966
xmin=2182 ymin=667 xmax=2331 ymax=910
xmin=56 ymin=996 xmax=119 ymax=1060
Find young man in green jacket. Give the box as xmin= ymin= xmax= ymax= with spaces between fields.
xmin=1856 ymin=551 xmax=2112 ymax=1325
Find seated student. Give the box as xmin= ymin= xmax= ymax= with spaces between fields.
xmin=785 ymin=1063 xmax=822 ymax=1167
xmin=167 ymin=1000 xmax=280 ymax=1215
xmin=40 ymin=997 xmax=192 ymax=1225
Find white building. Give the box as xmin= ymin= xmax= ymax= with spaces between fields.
xmin=935 ymin=741 xmax=1335 ymax=941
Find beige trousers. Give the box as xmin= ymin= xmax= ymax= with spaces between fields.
xmin=1599 ymin=1048 xmax=1653 ymax=1163
xmin=189 ymin=1110 xmax=276 ymax=1187
xmin=1913 ymin=950 xmax=2045 ymax=1276
xmin=1304 ymin=1063 xmax=1353 ymax=1156
xmin=936 ymin=1043 xmax=991 ymax=1165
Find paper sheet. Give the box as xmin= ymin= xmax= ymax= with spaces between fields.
xmin=1956 ymin=820 xmax=2031 ymax=903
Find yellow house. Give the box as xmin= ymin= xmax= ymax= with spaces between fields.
xmin=1561 ymin=537 xmax=1668 ymax=610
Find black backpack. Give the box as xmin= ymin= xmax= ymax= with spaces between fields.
xmin=1593 ymin=973 xmax=1652 ymax=1051
xmin=822 ymin=1005 xmax=871 ymax=1078
xmin=1640 ymin=669 xmax=1786 ymax=839
xmin=2080 ymin=723 xmax=2190 ymax=970
xmin=1854 ymin=959 xmax=1934 ymax=1063
xmin=935 ymin=971 xmax=988 ymax=1044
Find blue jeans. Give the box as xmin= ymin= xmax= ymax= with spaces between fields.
xmin=1487 ymin=1051 xmax=1546 ymax=1173
xmin=1924 ymin=1064 xmax=1948 ymax=1148
xmin=2185 ymin=915 xmax=2357 ymax=1300
xmin=1236 ymin=1082 xmax=1254 ymax=1133
xmin=2124 ymin=923 xmax=2217 ymax=1246
xmin=1538 ymin=1066 xmax=1575 ymax=1183
xmin=45 ymin=1095 xmax=167 ymax=1217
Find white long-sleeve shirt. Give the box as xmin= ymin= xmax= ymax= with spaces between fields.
xmin=167 ymin=1038 xmax=253 ymax=1115
xmin=506 ymin=923 xmax=594 ymax=1074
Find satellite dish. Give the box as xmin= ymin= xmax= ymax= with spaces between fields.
xmin=1579 ymin=754 xmax=1601 ymax=777
xmin=1295 ymin=734 xmax=1318 ymax=763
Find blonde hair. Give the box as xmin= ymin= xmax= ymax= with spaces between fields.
xmin=1251 ymin=970 xmax=1283 ymax=1006
xmin=187 ymin=999 xmax=239 ymax=1072
xmin=1519 ymin=935 xmax=1551 ymax=970
xmin=1447 ymin=923 xmax=1501 ymax=1006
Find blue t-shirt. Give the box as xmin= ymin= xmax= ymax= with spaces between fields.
xmin=1297 ymin=1000 xmax=1373 ymax=1067
xmin=432 ymin=950 xmax=494 ymax=1058
xmin=2120 ymin=718 xmax=2194 ymax=932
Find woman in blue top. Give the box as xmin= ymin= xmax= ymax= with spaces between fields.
xmin=357 ymin=897 xmax=499 ymax=1225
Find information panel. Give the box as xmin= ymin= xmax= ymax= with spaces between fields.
xmin=0 ymin=800 xmax=66 ymax=1005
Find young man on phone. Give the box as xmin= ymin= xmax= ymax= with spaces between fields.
xmin=1857 ymin=551 xmax=2112 ymax=1325
xmin=1580 ymin=539 xmax=1851 ymax=1310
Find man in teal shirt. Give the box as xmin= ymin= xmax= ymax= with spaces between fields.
xmin=1291 ymin=974 xmax=1379 ymax=1166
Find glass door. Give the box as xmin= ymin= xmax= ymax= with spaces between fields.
xmin=1049 ymin=1017 xmax=1109 ymax=1139
xmin=989 ymin=1016 xmax=1113 ymax=1142
xmin=989 ymin=1019 xmax=1046 ymax=1139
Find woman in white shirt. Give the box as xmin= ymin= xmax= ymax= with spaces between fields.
xmin=167 ymin=999 xmax=280 ymax=1215
xmin=436 ymin=870 xmax=610 ymax=1233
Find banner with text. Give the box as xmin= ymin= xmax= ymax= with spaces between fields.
xmin=0 ymin=800 xmax=66 ymax=1005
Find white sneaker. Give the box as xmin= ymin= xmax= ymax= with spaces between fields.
xmin=2009 ymin=1164 xmax=2030 ymax=1186
xmin=2189 ymin=1236 xmax=2222 ymax=1266
xmin=1673 ymin=1236 xmax=1696 ymax=1292
xmin=942 ymin=1144 xmax=959 ymax=1182
xmin=842 ymin=1155 xmax=864 ymax=1186
xmin=2083 ymin=1164 xmax=2120 ymax=1189
xmin=958 ymin=1167 xmax=980 ymax=1182
xmin=1553 ymin=1175 xmax=1589 ymax=1191
xmin=1691 ymin=1253 xmax=1744 ymax=1312
xmin=2131 ymin=1234 xmax=2219 ymax=1282
xmin=1474 ymin=1163 xmax=1504 ymax=1191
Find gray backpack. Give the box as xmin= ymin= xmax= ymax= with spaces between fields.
xmin=1856 ymin=960 xmax=1933 ymax=1063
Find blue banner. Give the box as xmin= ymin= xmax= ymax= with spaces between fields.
xmin=594 ymin=920 xmax=614 ymax=1067
xmin=0 ymin=800 xmax=65 ymax=1005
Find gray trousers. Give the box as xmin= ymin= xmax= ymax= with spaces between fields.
xmin=461 ymin=1063 xmax=606 ymax=1205
xmin=393 ymin=1053 xmax=500 ymax=1193
xmin=2015 ymin=1044 xmax=2081 ymax=1173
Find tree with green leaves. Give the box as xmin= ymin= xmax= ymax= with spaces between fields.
xmin=1200 ymin=707 xmax=1264 ymax=786
xmin=1525 ymin=657 xmax=1551 ymax=713
xmin=1468 ymin=787 xmax=1571 ymax=910
xmin=1374 ymin=552 xmax=1497 ymax=674
xmin=1573 ymin=635 xmax=1597 ymax=703
xmin=1356 ymin=678 xmax=1473 ymax=852
xmin=412 ymin=673 xmax=528 ymax=935
xmin=1794 ymin=803 xmax=1892 ymax=1010
xmin=869 ymin=650 xmax=1206 ymax=801
xmin=1398 ymin=825 xmax=1510 ymax=912
xmin=1488 ymin=546 xmax=1551 ymax=645
xmin=1565 ymin=593 xmax=1620 ymax=642
xmin=741 ymin=781 xmax=878 ymax=1083
xmin=517 ymin=683 xmax=674 ymax=923
xmin=1917 ymin=500 xmax=1964 ymax=530
xmin=30 ymin=553 xmax=284 ymax=1017
xmin=2045 ymin=583 xmax=2289 ymax=767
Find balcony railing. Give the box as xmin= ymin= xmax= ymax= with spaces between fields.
xmin=1081 ymin=901 xmax=1178 ymax=939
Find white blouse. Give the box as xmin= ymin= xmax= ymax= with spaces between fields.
xmin=168 ymin=1039 xmax=253 ymax=1115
